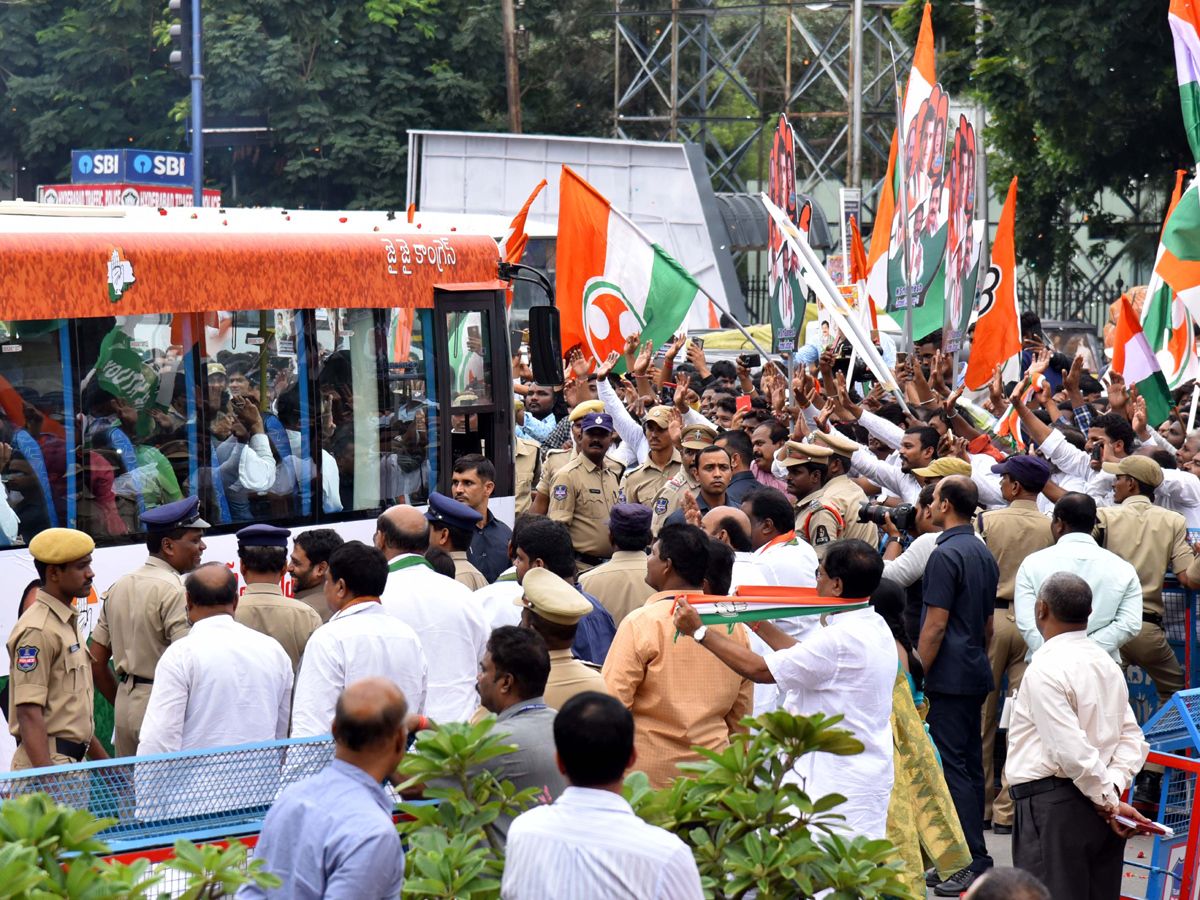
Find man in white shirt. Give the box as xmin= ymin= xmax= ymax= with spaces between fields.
xmin=502 ymin=692 xmax=703 ymax=900
xmin=138 ymin=563 xmax=293 ymax=755
xmin=1014 ymin=493 xmax=1141 ymax=663
xmin=375 ymin=505 xmax=487 ymax=722
xmin=741 ymin=487 xmax=818 ymax=642
xmin=291 ymin=542 xmax=428 ymax=737
xmin=1007 ymin=571 xmax=1150 ymax=900
xmin=673 ymin=539 xmax=897 ymax=841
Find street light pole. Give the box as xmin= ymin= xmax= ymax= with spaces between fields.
xmin=849 ymin=0 xmax=864 ymax=189
xmin=191 ymin=0 xmax=203 ymax=208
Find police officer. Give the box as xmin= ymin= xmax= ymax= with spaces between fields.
xmin=531 ymin=400 xmax=605 ymax=515
xmin=233 ymin=523 xmax=322 ymax=674
xmin=975 ymin=455 xmax=1055 ymax=833
xmin=8 ymin=529 xmax=109 ymax=770
xmin=549 ymin=413 xmax=623 ymax=573
xmin=426 ymin=491 xmax=488 ymax=589
xmin=776 ymin=441 xmax=845 ymax=558
xmin=89 ymin=495 xmax=208 ymax=758
xmin=1095 ymin=456 xmax=1198 ymax=703
xmin=810 ymin=430 xmax=879 ymax=547
xmin=620 ymin=406 xmax=684 ymax=507
xmin=516 ymin=567 xmax=609 ymax=710
xmin=514 ymin=433 xmax=541 ymax=516
xmin=578 ymin=503 xmax=656 ymax=627
xmin=650 ymin=424 xmax=717 ymax=534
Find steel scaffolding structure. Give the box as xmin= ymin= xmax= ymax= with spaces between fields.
xmin=612 ymin=0 xmax=912 ymax=219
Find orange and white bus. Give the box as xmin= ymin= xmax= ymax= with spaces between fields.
xmin=0 ymin=201 xmax=516 ymax=646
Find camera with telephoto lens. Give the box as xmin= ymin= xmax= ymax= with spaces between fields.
xmin=830 ymin=339 xmax=872 ymax=383
xmin=857 ymin=500 xmax=917 ymax=532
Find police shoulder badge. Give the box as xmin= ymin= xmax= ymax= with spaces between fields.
xmin=553 ymin=485 xmax=568 ymax=501
xmin=655 ymin=497 xmax=668 ymax=515
xmin=812 ymin=525 xmax=831 ymax=545
xmin=15 ymin=646 xmax=38 ymax=673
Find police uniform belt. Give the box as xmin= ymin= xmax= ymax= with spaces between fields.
xmin=1143 ymin=612 xmax=1164 ymax=628
xmin=119 ymin=673 xmax=154 ymax=687
xmin=16 ymin=736 xmax=88 ymax=763
xmin=575 ymin=552 xmax=611 ymax=567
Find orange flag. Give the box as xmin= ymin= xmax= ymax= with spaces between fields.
xmin=849 ymin=216 xmax=876 ymax=330
xmin=500 ymin=179 xmax=548 ymax=267
xmin=964 ymin=177 xmax=1020 ymax=390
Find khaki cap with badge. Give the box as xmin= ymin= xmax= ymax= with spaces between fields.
xmin=680 ymin=424 xmax=718 ymax=450
xmin=1102 ymin=455 xmax=1164 ymax=487
xmin=644 ymin=406 xmax=673 ymax=429
xmin=776 ymin=441 xmax=834 ymax=468
xmin=569 ymin=400 xmax=606 ymax=422
xmin=912 ymin=457 xmax=972 ymax=478
xmin=515 ymin=567 xmax=594 ymax=624
xmin=812 ymin=430 xmax=859 ymax=459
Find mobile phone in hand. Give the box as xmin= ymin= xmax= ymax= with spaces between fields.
xmin=1114 ymin=815 xmax=1172 ymax=837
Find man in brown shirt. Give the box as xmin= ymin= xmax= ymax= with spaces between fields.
xmin=975 ymin=455 xmax=1055 ymax=832
xmin=233 ymin=524 xmax=322 ymax=673
xmin=603 ymin=523 xmax=753 ymax=788
xmin=578 ymin=504 xmax=655 ymax=627
xmin=8 ymin=528 xmax=109 ymax=769
xmin=287 ymin=528 xmax=344 ymax=623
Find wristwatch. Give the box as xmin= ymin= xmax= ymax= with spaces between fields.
xmin=692 ymin=625 xmax=708 ymax=644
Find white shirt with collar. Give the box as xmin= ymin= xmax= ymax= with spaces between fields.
xmin=753 ymin=535 xmax=819 ymax=642
xmin=1006 ymin=630 xmax=1148 ymax=809
xmin=763 ymin=606 xmax=897 ymax=840
xmin=728 ymin=552 xmax=780 ymax=715
xmin=501 ymin=786 xmax=704 ymax=900
xmin=474 ymin=567 xmax=525 ymax=630
xmin=138 ymin=614 xmax=293 ymax=755
xmin=1013 ymin=532 xmax=1142 ymax=663
xmin=291 ymin=602 xmax=428 ymax=737
xmin=880 ymin=529 xmax=987 ymax=588
xmin=380 ymin=553 xmax=488 ymax=723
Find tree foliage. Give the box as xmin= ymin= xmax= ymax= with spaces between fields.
xmin=894 ymin=0 xmax=1191 ymax=281
xmin=0 ymin=0 xmax=614 ymax=208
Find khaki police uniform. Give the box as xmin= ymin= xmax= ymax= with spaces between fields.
xmin=1096 ymin=494 xmax=1192 ymax=701
xmin=777 ymin=442 xmax=842 ymax=559
xmin=621 ymin=449 xmax=684 ymax=508
xmin=515 ymin=437 xmax=542 ymax=516
xmin=810 ymin=431 xmax=878 ymax=548
xmin=650 ymin=424 xmax=717 ymax=535
xmin=234 ymin=583 xmax=322 ymax=674
xmin=537 ymin=448 xmax=577 ymax=499
xmin=976 ymin=498 xmax=1055 ymax=825
xmin=7 ymin=590 xmax=95 ymax=770
xmin=546 ymin=649 xmax=609 ymax=710
xmin=91 ymin=556 xmax=190 ymax=758
xmin=293 ymin=584 xmax=333 ymax=624
xmin=548 ymin=455 xmax=623 ymax=571
xmin=450 ymin=551 xmax=489 ymax=590
xmin=578 ymin=550 xmax=655 ymax=627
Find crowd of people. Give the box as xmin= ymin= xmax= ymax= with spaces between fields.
xmin=4 ymin=308 xmax=1183 ymax=900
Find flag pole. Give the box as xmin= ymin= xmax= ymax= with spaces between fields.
xmin=605 ymin=204 xmax=778 ymax=366
xmin=1189 ymin=384 xmax=1199 ymax=433
xmin=888 ymin=43 xmax=916 ymax=356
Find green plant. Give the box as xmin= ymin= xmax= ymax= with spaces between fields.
xmin=0 ymin=793 xmax=280 ymax=900
xmin=395 ymin=717 xmax=543 ymax=899
xmin=625 ymin=710 xmax=917 ymax=900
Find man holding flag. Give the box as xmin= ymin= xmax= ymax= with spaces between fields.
xmin=673 ymin=539 xmax=896 ymax=841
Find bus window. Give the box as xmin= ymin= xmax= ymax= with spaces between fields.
xmin=0 ymin=320 xmax=72 ymax=546
xmin=446 ymin=310 xmax=494 ymax=408
xmin=77 ymin=315 xmax=183 ymax=538
xmin=315 ymin=307 xmax=435 ymax=512
xmin=200 ymin=310 xmax=308 ymax=524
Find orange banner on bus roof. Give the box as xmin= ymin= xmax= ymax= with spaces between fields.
xmin=0 ymin=231 xmax=501 ymax=320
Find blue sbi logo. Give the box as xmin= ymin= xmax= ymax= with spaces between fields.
xmin=78 ymin=155 xmax=93 ymax=174
xmin=133 ymin=154 xmax=153 ymax=174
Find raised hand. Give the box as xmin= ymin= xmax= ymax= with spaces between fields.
xmin=681 ymin=489 xmax=703 ymax=528
xmin=814 ymin=397 xmax=837 ymax=434
xmin=929 ymin=349 xmax=948 ymax=396
xmin=1027 ymin=347 xmax=1052 ymax=383
xmin=1063 ymin=353 xmax=1084 ymax=395
xmin=942 ymin=384 xmax=964 ymax=419
xmin=673 ymin=372 xmax=692 ymax=413
xmin=1131 ymin=394 xmax=1148 ymax=437
xmin=1107 ymin=370 xmax=1129 ymax=413
xmin=569 ymin=346 xmax=590 ymax=380
xmin=835 ymin=371 xmax=863 ymax=420
xmin=668 ymin=407 xmax=684 ymax=446
xmin=595 ymin=350 xmax=621 ymax=381
xmin=633 ymin=339 xmax=654 ymax=377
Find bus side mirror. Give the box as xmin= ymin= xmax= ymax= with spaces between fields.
xmin=527 ymin=306 xmax=563 ymax=388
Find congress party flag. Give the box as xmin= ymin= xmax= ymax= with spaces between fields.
xmin=556 ymin=166 xmax=699 ymax=374
xmin=499 ymin=179 xmax=548 ymax=269
xmin=964 ymin=178 xmax=1021 ymax=390
xmin=1170 ymin=0 xmax=1200 ymax=163
xmin=1141 ymin=170 xmax=1200 ymax=390
xmin=864 ymin=128 xmax=898 ymax=317
xmin=670 ymin=586 xmax=869 ymax=627
xmin=1115 ymin=293 xmax=1175 ymax=427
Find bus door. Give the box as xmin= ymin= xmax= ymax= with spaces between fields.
xmin=432 ymin=285 xmax=513 ymax=497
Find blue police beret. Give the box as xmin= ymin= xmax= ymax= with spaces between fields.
xmin=236 ymin=523 xmax=291 ymax=548
xmin=606 ymin=503 xmax=652 ymax=532
xmin=139 ymin=496 xmax=210 ymax=532
xmin=579 ymin=412 xmax=614 ymax=433
xmin=990 ymin=454 xmax=1052 ymax=490
xmin=424 ymin=491 xmax=483 ymax=530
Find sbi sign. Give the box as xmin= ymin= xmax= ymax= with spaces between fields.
xmin=72 ymin=150 xmax=190 ymax=187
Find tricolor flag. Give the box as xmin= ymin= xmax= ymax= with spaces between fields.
xmin=1141 ymin=170 xmax=1200 ymax=390
xmin=1170 ymin=0 xmax=1200 ymax=163
xmin=556 ymin=166 xmax=699 ymax=374
xmin=864 ymin=129 xmax=898 ymax=316
xmin=670 ymin=586 xmax=869 ymax=627
xmin=997 ymin=377 xmax=1039 ymax=451
xmin=1114 ymin=293 xmax=1175 ymax=427
xmin=1155 ymin=173 xmax=1200 ymax=340
xmin=849 ymin=215 xmax=877 ymax=330
xmin=964 ymin=178 xmax=1021 ymax=390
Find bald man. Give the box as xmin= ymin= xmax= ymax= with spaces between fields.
xmin=241 ymin=678 xmax=411 ymax=900
xmin=375 ymin=506 xmax=489 ymax=723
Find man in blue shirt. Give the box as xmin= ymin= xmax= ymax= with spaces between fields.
xmin=239 ymin=677 xmax=409 ymax=900
xmin=919 ymin=475 xmax=998 ymax=896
